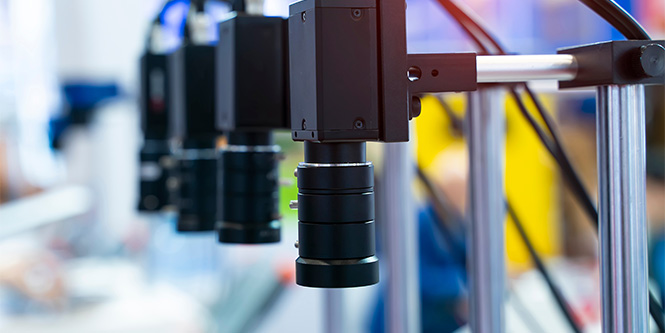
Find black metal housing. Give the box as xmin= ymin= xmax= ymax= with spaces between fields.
xmin=289 ymin=0 xmax=399 ymax=142
xmin=407 ymin=53 xmax=478 ymax=93
xmin=216 ymin=14 xmax=289 ymax=132
xmin=169 ymin=44 xmax=219 ymax=141
xmin=558 ymin=40 xmax=665 ymax=89
xmin=296 ymin=142 xmax=379 ymax=288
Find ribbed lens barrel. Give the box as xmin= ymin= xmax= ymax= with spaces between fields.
xmin=295 ymin=142 xmax=379 ymax=288
xmin=138 ymin=140 xmax=171 ymax=212
xmin=217 ymin=131 xmax=281 ymax=244
xmin=173 ymin=139 xmax=218 ymax=232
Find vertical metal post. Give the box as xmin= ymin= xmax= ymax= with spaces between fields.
xmin=467 ymin=87 xmax=506 ymax=332
xmin=383 ymin=141 xmax=421 ymax=333
xmin=596 ymin=85 xmax=649 ymax=333
xmin=324 ymin=289 xmax=344 ymax=333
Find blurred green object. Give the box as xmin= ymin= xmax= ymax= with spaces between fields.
xmin=276 ymin=133 xmax=302 ymax=224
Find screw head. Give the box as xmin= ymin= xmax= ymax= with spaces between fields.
xmin=352 ymin=9 xmax=362 ymax=18
xmin=301 ymin=119 xmax=307 ymax=130
xmin=301 ymin=12 xmax=306 ymax=22
xmin=354 ymin=119 xmax=364 ymax=129
xmin=639 ymin=43 xmax=665 ymax=78
xmin=294 ymin=240 xmax=299 ymax=248
xmin=293 ymin=168 xmax=298 ymax=177
xmin=289 ymin=200 xmax=299 ymax=210
xmin=143 ymin=195 xmax=159 ymax=210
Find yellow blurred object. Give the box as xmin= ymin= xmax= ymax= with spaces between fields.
xmin=504 ymin=93 xmax=560 ymax=271
xmin=415 ymin=93 xmax=560 ymax=271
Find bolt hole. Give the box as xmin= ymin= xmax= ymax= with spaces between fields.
xmin=407 ymin=66 xmax=422 ymax=82
xmin=295 ymin=132 xmax=298 ymax=138
xmin=431 ymin=69 xmax=439 ymax=77
xmin=311 ymin=132 xmax=314 ymax=138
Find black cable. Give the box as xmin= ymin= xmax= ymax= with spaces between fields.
xmin=650 ymin=295 xmax=665 ymax=333
xmin=507 ymin=88 xmax=599 ymax=227
xmin=440 ymin=1 xmax=602 ymax=227
xmin=192 ymin=0 xmax=206 ymax=12
xmin=434 ymin=0 xmax=490 ymax=54
xmin=429 ymin=90 xmax=584 ymax=331
xmin=433 ymin=94 xmax=464 ymax=136
xmin=447 ymin=0 xmax=646 ymax=227
xmin=415 ymin=166 xmax=466 ymax=262
xmin=230 ymin=0 xmax=246 ymax=13
xmin=443 ymin=0 xmax=602 ymax=226
xmin=507 ymin=203 xmax=583 ymax=333
xmin=441 ymin=1 xmax=645 ymax=222
xmin=577 ymin=0 xmax=650 ymax=40
xmin=418 ymin=159 xmax=582 ymax=331
xmin=418 ymin=174 xmax=552 ymax=332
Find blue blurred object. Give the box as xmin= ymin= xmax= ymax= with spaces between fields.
xmin=405 ymin=0 xmax=643 ymax=56
xmin=651 ymin=232 xmax=665 ymax=314
xmin=48 ymin=83 xmax=119 ymax=149
xmin=371 ymin=204 xmax=467 ymax=333
xmin=160 ymin=0 xmax=190 ymax=42
xmin=159 ymin=0 xmax=190 ymax=25
xmin=63 ymin=83 xmax=119 ymax=112
xmin=159 ymin=0 xmax=230 ymax=46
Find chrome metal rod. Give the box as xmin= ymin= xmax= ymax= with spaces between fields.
xmin=324 ymin=289 xmax=344 ymax=333
xmin=596 ymin=85 xmax=649 ymax=333
xmin=382 ymin=141 xmax=421 ymax=333
xmin=477 ymin=54 xmax=577 ymax=83
xmin=467 ymin=87 xmax=506 ymax=332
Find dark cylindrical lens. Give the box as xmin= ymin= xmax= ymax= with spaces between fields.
xmin=295 ymin=141 xmax=379 ymax=288
xmin=173 ymin=138 xmax=218 ymax=232
xmin=138 ymin=140 xmax=172 ymax=212
xmin=217 ymin=131 xmax=281 ymax=244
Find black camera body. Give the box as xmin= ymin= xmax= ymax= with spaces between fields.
xmin=138 ymin=52 xmax=173 ymax=212
xmin=168 ymin=43 xmax=220 ymax=232
xmin=215 ymin=14 xmax=290 ymax=244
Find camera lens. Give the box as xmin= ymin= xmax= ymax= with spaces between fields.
xmin=217 ymin=131 xmax=281 ymax=243
xmin=295 ymin=141 xmax=379 ymax=288
xmin=172 ymin=138 xmax=218 ymax=232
